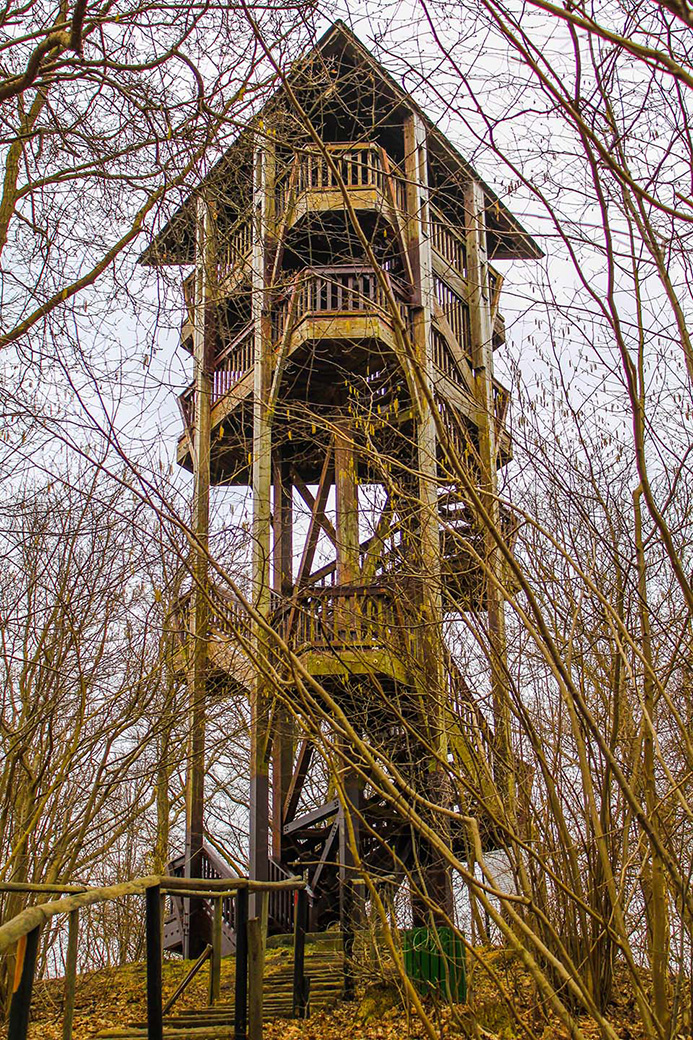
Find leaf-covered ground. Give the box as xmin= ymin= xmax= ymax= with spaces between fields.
xmin=24 ymin=946 xmax=660 ymax=1040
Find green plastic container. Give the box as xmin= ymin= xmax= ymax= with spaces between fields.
xmin=402 ymin=927 xmax=467 ymax=1002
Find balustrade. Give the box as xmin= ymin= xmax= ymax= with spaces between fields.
xmin=277 ymin=583 xmax=413 ymax=655
xmin=430 ymin=207 xmax=467 ymax=278
xmin=213 ymin=324 xmax=254 ymax=403
xmin=434 ymin=275 xmax=469 ymax=350
xmin=432 ymin=328 xmax=467 ymax=389
xmin=217 ymin=218 xmax=253 ymax=283
xmin=276 ymin=142 xmax=406 ymax=220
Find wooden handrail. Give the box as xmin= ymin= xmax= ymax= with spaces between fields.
xmin=0 ymin=875 xmax=163 ymax=954
xmin=0 ymin=874 xmax=306 ymax=952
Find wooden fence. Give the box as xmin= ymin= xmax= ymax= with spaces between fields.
xmin=0 ymin=874 xmax=307 ymax=1040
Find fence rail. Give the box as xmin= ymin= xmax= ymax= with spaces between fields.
xmin=0 ymin=874 xmax=307 ymax=1040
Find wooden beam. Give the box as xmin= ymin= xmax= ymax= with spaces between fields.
xmin=283 ymin=799 xmax=339 ymax=836
xmin=267 ymin=272 xmax=300 ymax=420
xmin=145 ymin=886 xmax=163 ymax=1040
xmin=176 ymin=395 xmax=197 ymax=471
xmin=62 ymin=910 xmax=79 ymax=1040
xmin=291 ymin=446 xmax=334 ymax=590
xmin=272 ymin=450 xmax=294 ymax=858
xmin=186 ymin=193 xmax=214 ymax=958
xmin=292 ymin=889 xmax=308 ymax=1019
xmin=432 ymin=301 xmax=475 ymax=395
xmin=291 ymin=465 xmax=337 ymax=549
xmin=247 ymin=917 xmax=265 ymax=1040
xmin=310 ymin=819 xmax=339 ymax=894
xmin=334 ymin=416 xmax=359 ymax=585
xmin=235 ymin=887 xmax=249 ymax=1040
xmin=8 ymin=926 xmax=40 ymax=1040
xmin=269 ymin=159 xmax=299 ymax=288
xmin=379 ymin=147 xmax=416 ymax=295
xmin=465 ymin=179 xmax=513 ymax=805
xmin=360 ymin=495 xmax=394 ymax=583
xmin=283 ymin=740 xmax=314 ymax=825
xmin=250 ymin=133 xmax=275 ymax=906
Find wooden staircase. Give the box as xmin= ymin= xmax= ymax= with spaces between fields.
xmin=96 ymin=936 xmax=345 ymax=1039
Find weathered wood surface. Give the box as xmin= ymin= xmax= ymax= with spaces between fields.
xmin=0 ymin=876 xmax=305 ymax=952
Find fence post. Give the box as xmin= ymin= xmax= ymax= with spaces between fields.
xmin=234 ymin=886 xmax=249 ymax=1040
xmin=62 ymin=909 xmax=79 ymax=1040
xmin=209 ymin=896 xmax=222 ymax=1005
xmin=146 ymin=884 xmax=163 ymax=1040
xmin=292 ymin=888 xmax=308 ymax=1018
xmin=247 ymin=916 xmax=264 ymax=1040
xmin=8 ymin=925 xmax=41 ymax=1040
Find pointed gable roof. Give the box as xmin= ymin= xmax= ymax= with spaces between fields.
xmin=141 ymin=20 xmax=542 ymax=265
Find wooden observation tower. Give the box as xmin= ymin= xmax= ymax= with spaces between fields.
xmin=144 ymin=22 xmax=541 ymax=959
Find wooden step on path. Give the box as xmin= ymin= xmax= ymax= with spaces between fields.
xmin=96 ymin=944 xmax=344 ymax=1039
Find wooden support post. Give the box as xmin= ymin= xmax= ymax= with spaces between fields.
xmin=186 ymin=193 xmax=214 ymax=958
xmin=338 ymin=784 xmax=360 ymax=1000
xmin=7 ymin=926 xmax=40 ymax=1040
xmin=247 ymin=917 xmax=265 ymax=1040
xmin=465 ymin=179 xmax=513 ymax=806
xmin=292 ymin=889 xmax=308 ymax=1019
xmin=334 ymin=417 xmax=359 ymax=586
xmin=146 ymin=885 xmax=164 ymax=1040
xmin=62 ymin=909 xmax=79 ymax=1040
xmin=272 ymin=452 xmax=294 ymax=859
xmin=234 ymin=887 xmax=249 ymax=1040
xmin=250 ymin=133 xmax=275 ymax=916
xmin=209 ymin=896 xmax=222 ymax=1006
xmin=403 ymin=110 xmax=453 ymax=923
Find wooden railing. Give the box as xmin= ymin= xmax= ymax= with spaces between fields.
xmin=172 ymin=583 xmax=253 ymax=648
xmin=179 ymin=263 xmax=409 ymax=431
xmin=267 ymin=857 xmax=296 ymax=934
xmin=0 ymin=874 xmax=307 ymax=1040
xmin=297 ymin=143 xmax=384 ymax=192
xmin=493 ymin=377 xmax=510 ymax=436
xmin=167 ymin=845 xmax=236 ymax=941
xmin=213 ymin=323 xmax=254 ymax=402
xmin=217 ymin=216 xmax=253 ymax=283
xmin=432 ymin=328 xmax=468 ymax=389
xmin=430 ymin=206 xmax=467 ymax=278
xmin=276 ymin=583 xmax=414 ymax=657
xmin=277 ymin=142 xmax=407 ymax=213
xmin=274 ymin=264 xmax=409 ymax=339
xmin=434 ymin=274 xmax=469 ymax=350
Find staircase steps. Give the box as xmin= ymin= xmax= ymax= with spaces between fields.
xmin=96 ymin=938 xmax=344 ymax=1039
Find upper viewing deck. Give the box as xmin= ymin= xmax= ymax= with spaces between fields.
xmin=173 ymin=142 xmax=511 ymax=483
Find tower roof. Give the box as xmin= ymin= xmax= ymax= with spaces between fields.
xmin=141 ymin=20 xmax=542 ymax=266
